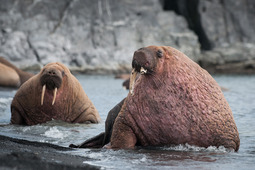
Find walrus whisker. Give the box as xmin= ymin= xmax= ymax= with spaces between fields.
xmin=52 ymin=87 xmax=57 ymax=105
xmin=41 ymin=84 xmax=46 ymax=105
xmin=130 ymin=68 xmax=138 ymax=96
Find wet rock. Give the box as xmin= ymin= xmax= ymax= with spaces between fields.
xmin=0 ymin=135 xmax=100 ymax=170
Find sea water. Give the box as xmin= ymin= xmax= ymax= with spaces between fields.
xmin=0 ymin=75 xmax=255 ymax=169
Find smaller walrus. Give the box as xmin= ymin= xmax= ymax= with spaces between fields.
xmin=0 ymin=57 xmax=34 ymax=87
xmin=70 ymin=46 xmax=240 ymax=151
xmin=0 ymin=63 xmax=20 ymax=87
xmin=11 ymin=62 xmax=101 ymax=125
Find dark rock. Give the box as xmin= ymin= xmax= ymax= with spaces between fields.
xmin=161 ymin=0 xmax=255 ymax=73
xmin=199 ymin=0 xmax=255 ymax=48
xmin=0 ymin=135 xmax=100 ymax=170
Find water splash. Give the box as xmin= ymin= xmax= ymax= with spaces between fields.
xmin=43 ymin=127 xmax=69 ymax=139
xmin=0 ymin=97 xmax=13 ymax=124
xmin=161 ymin=143 xmax=229 ymax=153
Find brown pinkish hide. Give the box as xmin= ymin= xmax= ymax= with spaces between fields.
xmin=0 ymin=63 xmax=20 ymax=87
xmin=11 ymin=62 xmax=101 ymax=125
xmin=0 ymin=57 xmax=34 ymax=87
xmin=110 ymin=46 xmax=240 ymax=151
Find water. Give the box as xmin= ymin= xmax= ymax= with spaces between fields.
xmin=0 ymin=75 xmax=255 ymax=169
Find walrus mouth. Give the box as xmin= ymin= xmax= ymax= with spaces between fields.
xmin=40 ymin=74 xmax=62 ymax=106
xmin=140 ymin=67 xmax=147 ymax=74
xmin=41 ymin=85 xmax=57 ymax=105
xmin=129 ymin=67 xmax=147 ymax=95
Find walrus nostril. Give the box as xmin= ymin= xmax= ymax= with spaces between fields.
xmin=48 ymin=70 xmax=56 ymax=75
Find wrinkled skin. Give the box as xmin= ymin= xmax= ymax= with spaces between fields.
xmin=71 ymin=46 xmax=240 ymax=151
xmin=0 ymin=57 xmax=34 ymax=87
xmin=11 ymin=62 xmax=101 ymax=125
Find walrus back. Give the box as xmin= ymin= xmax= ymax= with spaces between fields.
xmin=0 ymin=63 xmax=20 ymax=87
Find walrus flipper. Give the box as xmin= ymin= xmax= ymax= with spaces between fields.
xmin=69 ymin=98 xmax=126 ymax=149
xmin=69 ymin=132 xmax=105 ymax=148
xmin=103 ymin=98 xmax=126 ymax=144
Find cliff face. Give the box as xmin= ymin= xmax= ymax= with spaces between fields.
xmin=162 ymin=0 xmax=255 ymax=73
xmin=0 ymin=0 xmax=254 ymax=74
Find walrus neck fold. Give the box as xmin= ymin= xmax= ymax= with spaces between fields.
xmin=41 ymin=85 xmax=58 ymax=106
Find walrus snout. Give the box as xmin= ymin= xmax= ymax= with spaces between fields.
xmin=40 ymin=69 xmax=63 ymax=90
xmin=130 ymin=48 xmax=158 ymax=95
xmin=40 ymin=68 xmax=63 ymax=106
xmin=133 ymin=51 xmax=150 ymax=72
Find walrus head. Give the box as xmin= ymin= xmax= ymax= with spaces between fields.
xmin=129 ymin=46 xmax=166 ymax=95
xmin=40 ymin=63 xmax=66 ymax=106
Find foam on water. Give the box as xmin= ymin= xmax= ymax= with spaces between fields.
xmin=43 ymin=127 xmax=69 ymax=139
xmin=0 ymin=97 xmax=13 ymax=103
xmin=161 ymin=143 xmax=229 ymax=153
xmin=0 ymin=97 xmax=12 ymax=124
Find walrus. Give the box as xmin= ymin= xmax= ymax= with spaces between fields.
xmin=70 ymin=46 xmax=240 ymax=151
xmin=11 ymin=62 xmax=101 ymax=125
xmin=0 ymin=57 xmax=34 ymax=87
xmin=0 ymin=63 xmax=20 ymax=87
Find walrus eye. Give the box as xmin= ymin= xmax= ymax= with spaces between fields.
xmin=157 ymin=50 xmax=163 ymax=58
xmin=62 ymin=71 xmax=65 ymax=77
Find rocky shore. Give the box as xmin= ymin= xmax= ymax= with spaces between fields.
xmin=0 ymin=135 xmax=99 ymax=170
xmin=0 ymin=0 xmax=254 ymax=74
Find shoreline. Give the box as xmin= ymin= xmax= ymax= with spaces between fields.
xmin=0 ymin=135 xmax=100 ymax=170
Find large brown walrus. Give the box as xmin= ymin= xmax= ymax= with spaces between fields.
xmin=70 ymin=46 xmax=240 ymax=151
xmin=0 ymin=57 xmax=34 ymax=87
xmin=11 ymin=62 xmax=101 ymax=125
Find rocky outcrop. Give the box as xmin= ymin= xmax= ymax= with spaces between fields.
xmin=0 ymin=0 xmax=255 ymax=74
xmin=199 ymin=0 xmax=255 ymax=73
xmin=161 ymin=0 xmax=255 ymax=73
xmin=0 ymin=0 xmax=200 ymax=74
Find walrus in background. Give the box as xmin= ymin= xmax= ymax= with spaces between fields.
xmin=11 ymin=62 xmax=101 ymax=125
xmin=70 ymin=46 xmax=239 ymax=151
xmin=0 ymin=63 xmax=20 ymax=87
xmin=0 ymin=57 xmax=34 ymax=87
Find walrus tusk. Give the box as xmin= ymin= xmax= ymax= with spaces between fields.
xmin=41 ymin=85 xmax=46 ymax=105
xmin=129 ymin=68 xmax=138 ymax=96
xmin=52 ymin=87 xmax=57 ymax=105
xmin=140 ymin=67 xmax=147 ymax=74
